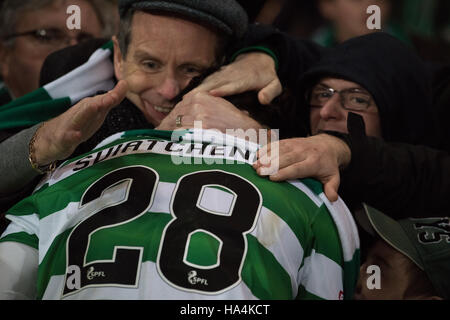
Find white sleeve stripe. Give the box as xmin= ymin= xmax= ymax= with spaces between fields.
xmin=287 ymin=180 xmax=323 ymax=207
xmin=299 ymin=250 xmax=343 ymax=300
xmin=320 ymin=194 xmax=360 ymax=261
xmin=250 ymin=207 xmax=303 ymax=297
xmin=2 ymin=214 xmax=39 ymax=239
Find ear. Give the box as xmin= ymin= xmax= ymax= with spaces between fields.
xmin=112 ymin=35 xmax=124 ymax=81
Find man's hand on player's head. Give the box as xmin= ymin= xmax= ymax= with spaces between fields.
xmin=189 ymin=52 xmax=282 ymax=105
xmin=156 ymin=91 xmax=263 ymax=135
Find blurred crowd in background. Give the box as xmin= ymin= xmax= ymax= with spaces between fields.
xmin=1 ymin=0 xmax=449 ymax=95
xmin=241 ymin=0 xmax=450 ymax=64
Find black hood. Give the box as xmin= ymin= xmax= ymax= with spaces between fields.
xmin=299 ymin=32 xmax=433 ymax=144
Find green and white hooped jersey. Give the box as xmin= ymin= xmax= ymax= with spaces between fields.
xmin=1 ymin=129 xmax=360 ymax=300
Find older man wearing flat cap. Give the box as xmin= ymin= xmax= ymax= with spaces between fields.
xmin=0 ymin=0 xmax=282 ymax=205
xmin=113 ymin=0 xmax=250 ymax=127
xmin=0 ymin=0 xmax=358 ymax=301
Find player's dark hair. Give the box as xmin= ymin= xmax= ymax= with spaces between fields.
xmin=174 ymin=68 xmax=303 ymax=140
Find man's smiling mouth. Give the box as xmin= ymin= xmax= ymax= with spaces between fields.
xmin=153 ymin=105 xmax=173 ymax=114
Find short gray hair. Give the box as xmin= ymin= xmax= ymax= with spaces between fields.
xmin=117 ymin=7 xmax=135 ymax=57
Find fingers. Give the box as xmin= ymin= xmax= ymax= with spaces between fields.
xmin=255 ymin=139 xmax=300 ymax=169
xmin=208 ymin=81 xmax=247 ymax=98
xmin=254 ymin=142 xmax=277 ymax=168
xmin=189 ymin=53 xmax=281 ymax=100
xmin=70 ymin=100 xmax=99 ymax=129
xmin=189 ymin=82 xmax=217 ymax=96
xmin=30 ymin=81 xmax=129 ymax=165
xmin=258 ymin=79 xmax=283 ymax=105
xmin=267 ymin=158 xmax=316 ymax=181
xmin=323 ymin=175 xmax=340 ymax=203
xmin=189 ymin=72 xmax=226 ymax=96
xmin=257 ymin=150 xmax=341 ymax=202
xmin=172 ymin=114 xmax=196 ymax=130
xmin=253 ymin=135 xmax=344 ymax=203
xmin=101 ymin=80 xmax=128 ymax=109
xmin=256 ymin=165 xmax=278 ymax=177
xmin=71 ymin=81 xmax=128 ymax=128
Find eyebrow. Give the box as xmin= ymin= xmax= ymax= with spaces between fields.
xmin=132 ymin=49 xmax=211 ymax=70
xmin=133 ymin=50 xmax=160 ymax=62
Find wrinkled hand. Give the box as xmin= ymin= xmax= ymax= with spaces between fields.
xmin=33 ymin=80 xmax=128 ymax=165
xmin=253 ymin=134 xmax=351 ymax=202
xmin=190 ymin=51 xmax=282 ymax=105
xmin=157 ymin=91 xmax=263 ymax=135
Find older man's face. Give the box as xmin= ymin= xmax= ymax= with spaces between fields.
xmin=309 ymin=77 xmax=382 ymax=138
xmin=113 ymin=11 xmax=219 ymax=127
xmin=0 ymin=0 xmax=103 ymax=98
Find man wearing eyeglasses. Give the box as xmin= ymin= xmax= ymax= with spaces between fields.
xmin=255 ymin=32 xmax=434 ymax=204
xmin=301 ymin=33 xmax=432 ymax=145
xmin=308 ymin=78 xmax=382 ymax=139
xmin=0 ymin=0 xmax=113 ymax=104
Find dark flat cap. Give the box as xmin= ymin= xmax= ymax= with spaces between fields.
xmin=118 ymin=0 xmax=248 ymax=38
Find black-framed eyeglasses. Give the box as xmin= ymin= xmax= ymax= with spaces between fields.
xmin=307 ymin=83 xmax=374 ymax=112
xmin=3 ymin=28 xmax=95 ymax=47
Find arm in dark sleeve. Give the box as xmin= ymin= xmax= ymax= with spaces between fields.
xmin=335 ymin=115 xmax=450 ymax=217
xmin=230 ymin=23 xmax=327 ymax=91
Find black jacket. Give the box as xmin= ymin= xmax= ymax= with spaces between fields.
xmin=264 ymin=30 xmax=449 ymax=218
xmin=341 ymin=64 xmax=450 ymax=217
xmin=341 ymin=133 xmax=450 ymax=218
xmin=333 ymin=113 xmax=450 ymax=218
